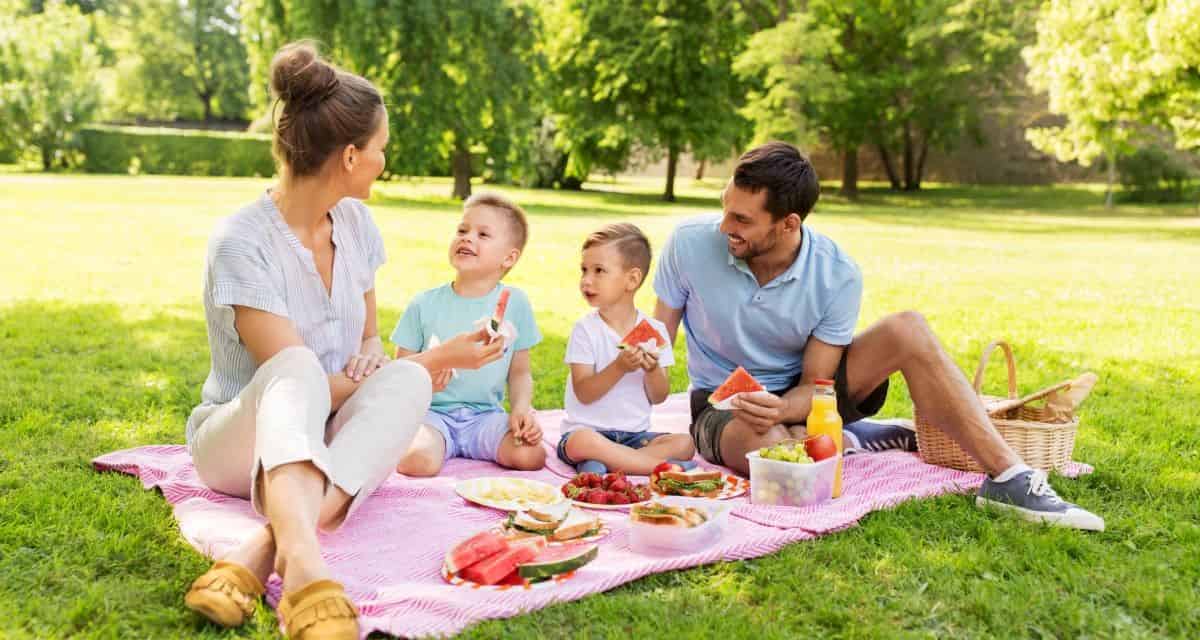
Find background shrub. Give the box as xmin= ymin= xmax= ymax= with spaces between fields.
xmin=79 ymin=125 xmax=274 ymax=177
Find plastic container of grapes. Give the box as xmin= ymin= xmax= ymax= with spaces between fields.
xmin=745 ymin=451 xmax=839 ymax=507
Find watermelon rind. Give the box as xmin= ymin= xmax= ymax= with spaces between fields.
xmin=517 ymin=544 xmax=598 ymax=582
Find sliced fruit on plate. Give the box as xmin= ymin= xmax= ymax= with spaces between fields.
xmin=708 ymin=366 xmax=766 ymax=405
xmin=518 ymin=544 xmax=599 ymax=582
xmin=617 ymin=319 xmax=666 ymax=352
xmin=444 ymin=531 xmax=509 ymax=575
xmin=458 ymin=543 xmax=540 ymax=585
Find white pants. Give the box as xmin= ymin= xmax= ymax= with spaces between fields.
xmin=189 ymin=346 xmax=432 ymax=524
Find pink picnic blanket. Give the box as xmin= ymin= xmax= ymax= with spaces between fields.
xmin=93 ymin=393 xmax=1091 ymax=638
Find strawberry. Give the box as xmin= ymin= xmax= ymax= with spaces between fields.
xmin=602 ymin=472 xmax=621 ymax=488
xmin=608 ymin=478 xmax=629 ymax=493
xmin=609 ymin=491 xmax=631 ymax=505
xmin=577 ymin=472 xmax=602 ymax=488
xmin=585 ymin=488 xmax=609 ymax=504
xmin=632 ymin=485 xmax=651 ymax=501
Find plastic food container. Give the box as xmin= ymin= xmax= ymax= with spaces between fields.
xmin=746 ymin=451 xmax=839 ymax=507
xmin=628 ymin=496 xmax=731 ymax=554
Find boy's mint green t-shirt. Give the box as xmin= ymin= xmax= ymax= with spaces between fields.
xmin=389 ymin=283 xmax=541 ymax=411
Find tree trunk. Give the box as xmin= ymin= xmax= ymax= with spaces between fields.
xmin=840 ymin=147 xmax=858 ymax=199
xmin=663 ymin=146 xmax=678 ymax=202
xmin=452 ymin=139 xmax=472 ymax=200
xmin=877 ymin=144 xmax=902 ymax=190
xmin=41 ymin=146 xmax=52 ymax=171
xmin=201 ymin=92 xmax=213 ymax=123
xmin=1104 ymin=150 xmax=1116 ymax=208
xmin=694 ymin=158 xmax=706 ymax=181
xmin=902 ymin=121 xmax=916 ymax=190
xmin=913 ymin=137 xmax=929 ymax=191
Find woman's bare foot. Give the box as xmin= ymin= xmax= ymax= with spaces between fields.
xmin=221 ymin=524 xmax=276 ymax=585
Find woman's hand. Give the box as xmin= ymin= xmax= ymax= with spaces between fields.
xmin=438 ymin=327 xmax=505 ymax=370
xmin=344 ymin=335 xmax=389 ymax=381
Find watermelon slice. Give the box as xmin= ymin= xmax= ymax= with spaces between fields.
xmin=490 ymin=288 xmax=512 ymax=333
xmin=708 ymin=366 xmax=765 ymax=405
xmin=458 ymin=544 xmax=539 ymax=585
xmin=517 ymin=544 xmax=598 ymax=582
xmin=444 ymin=531 xmax=508 ymax=574
xmin=617 ymin=319 xmax=667 ymax=352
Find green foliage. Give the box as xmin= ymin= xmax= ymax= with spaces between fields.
xmin=99 ymin=1 xmax=250 ymax=122
xmin=78 ymin=125 xmax=273 ymax=176
xmin=544 ymin=0 xmax=751 ymax=200
xmin=1115 ymin=147 xmax=1196 ymax=203
xmin=242 ymin=0 xmax=540 ymax=198
xmin=737 ymin=0 xmax=1032 ymax=193
xmin=1024 ymin=0 xmax=1200 ymax=205
xmin=0 ymin=1 xmax=102 ymax=170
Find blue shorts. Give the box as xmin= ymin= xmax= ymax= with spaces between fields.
xmin=556 ymin=428 xmax=672 ymax=466
xmin=424 ymin=407 xmax=511 ymax=462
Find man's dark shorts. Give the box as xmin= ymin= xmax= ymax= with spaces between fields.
xmin=689 ymin=346 xmax=889 ymax=466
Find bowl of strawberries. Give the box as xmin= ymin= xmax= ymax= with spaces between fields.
xmin=561 ymin=471 xmax=652 ymax=510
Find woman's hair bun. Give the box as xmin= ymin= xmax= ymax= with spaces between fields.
xmin=270 ymin=41 xmax=339 ymax=108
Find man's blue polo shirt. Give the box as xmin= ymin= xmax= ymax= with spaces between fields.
xmin=653 ymin=214 xmax=862 ymax=391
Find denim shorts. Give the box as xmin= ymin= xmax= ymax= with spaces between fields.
xmin=556 ymin=428 xmax=672 ymax=466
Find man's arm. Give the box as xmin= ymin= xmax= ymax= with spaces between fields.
xmin=779 ymin=336 xmax=843 ymax=423
xmin=654 ymin=298 xmax=684 ymax=347
xmin=730 ymin=336 xmax=844 ymax=432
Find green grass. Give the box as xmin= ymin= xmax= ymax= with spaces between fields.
xmin=1 ymin=172 xmax=1198 ymax=638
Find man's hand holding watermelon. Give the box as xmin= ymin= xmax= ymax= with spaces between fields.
xmin=649 ymin=141 xmax=1104 ymax=532
xmin=729 ymin=391 xmax=786 ymax=435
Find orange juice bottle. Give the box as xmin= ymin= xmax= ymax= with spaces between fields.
xmin=806 ymin=378 xmax=844 ymax=498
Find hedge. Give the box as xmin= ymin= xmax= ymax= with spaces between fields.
xmin=79 ymin=125 xmax=275 ymax=177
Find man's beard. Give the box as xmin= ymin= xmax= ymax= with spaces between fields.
xmin=729 ymin=225 xmax=780 ymax=260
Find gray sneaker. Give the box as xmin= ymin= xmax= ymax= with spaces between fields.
xmin=976 ymin=469 xmax=1105 ymax=531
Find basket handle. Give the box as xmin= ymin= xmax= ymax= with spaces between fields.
xmin=972 ymin=340 xmax=1018 ymax=399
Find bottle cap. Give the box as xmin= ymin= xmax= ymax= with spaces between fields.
xmin=814 ymin=378 xmax=835 ymax=386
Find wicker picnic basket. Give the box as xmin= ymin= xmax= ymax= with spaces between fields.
xmin=914 ymin=340 xmax=1078 ymax=473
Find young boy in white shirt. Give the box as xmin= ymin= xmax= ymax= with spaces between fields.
xmin=556 ymin=223 xmax=696 ymax=475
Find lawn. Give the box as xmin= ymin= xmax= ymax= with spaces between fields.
xmin=1 ymin=172 xmax=1198 ymax=639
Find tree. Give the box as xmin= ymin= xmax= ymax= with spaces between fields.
xmin=243 ymin=0 xmax=539 ymax=199
xmin=545 ymin=0 xmax=750 ymax=201
xmin=103 ymin=1 xmax=250 ymax=123
xmin=1144 ymin=0 xmax=1200 ymax=151
xmin=1023 ymin=0 xmax=1166 ymax=207
xmin=0 ymin=1 xmax=101 ymax=169
xmin=737 ymin=0 xmax=1031 ymax=196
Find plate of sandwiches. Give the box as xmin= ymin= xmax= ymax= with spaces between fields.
xmin=649 ymin=463 xmax=749 ymax=500
xmin=498 ymin=500 xmax=610 ymax=545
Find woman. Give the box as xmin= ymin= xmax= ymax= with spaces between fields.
xmin=181 ymin=42 xmax=502 ymax=640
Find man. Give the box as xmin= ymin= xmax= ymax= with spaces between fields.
xmin=653 ymin=141 xmax=1103 ymax=531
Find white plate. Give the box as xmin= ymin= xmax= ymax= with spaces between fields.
xmin=652 ymin=473 xmax=749 ymax=500
xmin=494 ymin=521 xmax=612 ymax=545
xmin=455 ymin=477 xmax=564 ymax=512
xmin=570 ymin=498 xmax=653 ymax=511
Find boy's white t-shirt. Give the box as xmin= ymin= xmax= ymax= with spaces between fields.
xmin=562 ymin=310 xmax=675 ymax=434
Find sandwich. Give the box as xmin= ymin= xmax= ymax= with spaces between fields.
xmin=630 ymin=502 xmax=708 ymax=528
xmin=652 ymin=468 xmax=724 ymax=498
xmin=550 ymin=509 xmax=602 ymax=542
xmin=504 ymin=505 xmax=601 ymax=542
